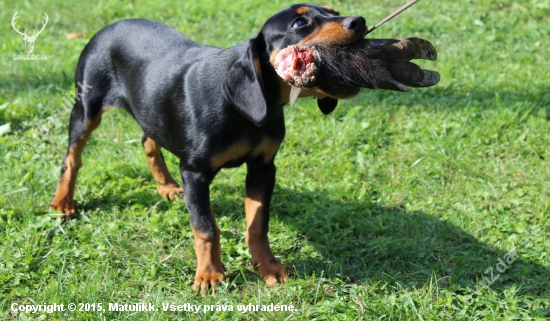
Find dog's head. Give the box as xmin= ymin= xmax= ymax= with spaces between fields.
xmin=222 ymin=4 xmax=367 ymax=125
xmin=264 ymin=4 xmax=367 ymax=104
xmin=262 ymin=4 xmax=366 ymax=49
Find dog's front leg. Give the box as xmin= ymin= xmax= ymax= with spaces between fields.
xmin=245 ymin=160 xmax=291 ymax=286
xmin=181 ymin=169 xmax=224 ymax=294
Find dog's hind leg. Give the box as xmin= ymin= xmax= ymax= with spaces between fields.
xmin=50 ymin=94 xmax=106 ymax=220
xmin=141 ymin=135 xmax=183 ymax=200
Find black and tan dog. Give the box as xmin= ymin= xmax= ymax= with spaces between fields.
xmin=51 ymin=3 xmax=437 ymax=293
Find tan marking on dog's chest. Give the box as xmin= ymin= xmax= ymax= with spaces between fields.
xmin=251 ymin=137 xmax=281 ymax=161
xmin=210 ymin=138 xmax=281 ymax=169
xmin=210 ymin=142 xmax=251 ymax=169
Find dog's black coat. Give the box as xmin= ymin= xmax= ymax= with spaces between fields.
xmin=76 ymin=19 xmax=278 ymax=163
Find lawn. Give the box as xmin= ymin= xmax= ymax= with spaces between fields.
xmin=1 ymin=0 xmax=549 ymax=320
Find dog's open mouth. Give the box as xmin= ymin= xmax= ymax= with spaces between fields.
xmin=273 ymin=45 xmax=318 ymax=87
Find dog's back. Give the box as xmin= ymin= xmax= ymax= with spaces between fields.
xmin=75 ymin=20 xmax=227 ymax=146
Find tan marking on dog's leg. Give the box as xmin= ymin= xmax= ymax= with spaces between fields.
xmin=245 ymin=194 xmax=290 ymax=286
xmin=142 ymin=137 xmax=183 ymax=200
xmin=50 ymin=112 xmax=103 ymax=220
xmin=192 ymin=222 xmax=225 ymax=295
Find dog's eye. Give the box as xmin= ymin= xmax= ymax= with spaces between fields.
xmin=292 ymin=18 xmax=309 ymax=28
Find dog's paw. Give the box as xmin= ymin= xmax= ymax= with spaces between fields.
xmin=256 ymin=261 xmax=292 ymax=286
xmin=157 ymin=184 xmax=183 ymax=200
xmin=50 ymin=197 xmax=76 ymax=221
xmin=192 ymin=267 xmax=225 ymax=295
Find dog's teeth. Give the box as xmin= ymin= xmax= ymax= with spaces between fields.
xmin=289 ymin=86 xmax=302 ymax=107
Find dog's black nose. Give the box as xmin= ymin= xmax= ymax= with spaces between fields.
xmin=342 ymin=16 xmax=366 ymax=32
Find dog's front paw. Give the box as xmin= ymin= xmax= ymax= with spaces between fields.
xmin=50 ymin=197 xmax=76 ymax=221
xmin=157 ymin=183 xmax=183 ymax=200
xmin=255 ymin=259 xmax=291 ymax=286
xmin=193 ymin=265 xmax=225 ymax=295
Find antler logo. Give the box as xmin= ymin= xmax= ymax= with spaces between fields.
xmin=11 ymin=11 xmax=49 ymax=54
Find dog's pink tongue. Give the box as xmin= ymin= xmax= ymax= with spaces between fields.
xmin=276 ymin=52 xmax=295 ymax=81
xmin=274 ymin=45 xmax=318 ymax=87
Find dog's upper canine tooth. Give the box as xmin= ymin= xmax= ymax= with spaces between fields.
xmin=289 ymin=86 xmax=302 ymax=107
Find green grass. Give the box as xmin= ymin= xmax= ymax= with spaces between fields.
xmin=1 ymin=0 xmax=549 ymax=320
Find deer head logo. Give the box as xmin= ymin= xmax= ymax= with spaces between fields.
xmin=11 ymin=11 xmax=49 ymax=54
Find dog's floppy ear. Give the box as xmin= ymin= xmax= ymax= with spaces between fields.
xmin=222 ymin=37 xmax=267 ymax=126
xmin=317 ymin=97 xmax=338 ymax=114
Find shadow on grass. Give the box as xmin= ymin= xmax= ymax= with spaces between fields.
xmin=260 ymin=185 xmax=548 ymax=299
xmin=75 ymin=171 xmax=549 ymax=302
